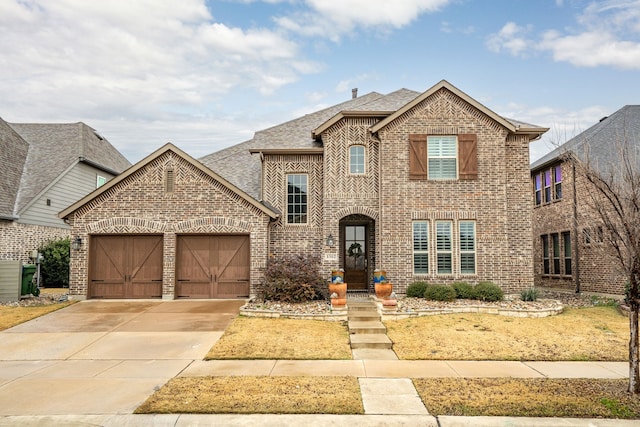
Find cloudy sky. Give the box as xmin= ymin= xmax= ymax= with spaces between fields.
xmin=1 ymin=0 xmax=639 ymax=163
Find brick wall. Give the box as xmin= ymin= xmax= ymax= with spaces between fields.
xmin=377 ymin=88 xmax=533 ymax=293
xmin=532 ymin=159 xmax=626 ymax=295
xmin=262 ymin=88 xmax=536 ymax=294
xmin=0 ymin=220 xmax=69 ymax=263
xmin=65 ymin=150 xmax=271 ymax=299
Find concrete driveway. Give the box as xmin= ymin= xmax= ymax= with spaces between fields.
xmin=0 ymin=300 xmax=244 ymax=416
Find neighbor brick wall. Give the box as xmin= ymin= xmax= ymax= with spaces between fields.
xmin=532 ymin=159 xmax=626 ymax=295
xmin=65 ymin=151 xmax=271 ymax=299
xmin=0 ymin=220 xmax=69 ymax=263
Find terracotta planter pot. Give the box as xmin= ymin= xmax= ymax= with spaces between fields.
xmin=328 ymin=282 xmax=347 ymax=298
xmin=375 ymin=282 xmax=392 ymax=298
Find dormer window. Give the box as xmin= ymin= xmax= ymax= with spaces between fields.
xmin=349 ymin=145 xmax=366 ymax=175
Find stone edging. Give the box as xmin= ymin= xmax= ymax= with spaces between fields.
xmin=373 ymin=298 xmax=563 ymax=320
xmin=240 ymin=308 xmax=348 ymax=321
xmin=240 ymin=299 xmax=564 ymax=321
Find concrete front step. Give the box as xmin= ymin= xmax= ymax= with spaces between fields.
xmin=348 ymin=313 xmax=380 ymax=322
xmin=350 ymin=334 xmax=393 ymax=349
xmin=349 ymin=321 xmax=387 ymax=335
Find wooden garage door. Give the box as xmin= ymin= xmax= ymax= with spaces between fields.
xmin=176 ymin=235 xmax=250 ymax=299
xmin=89 ymin=235 xmax=163 ymax=299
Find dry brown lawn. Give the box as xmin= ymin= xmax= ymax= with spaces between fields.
xmin=0 ymin=302 xmax=74 ymax=331
xmin=135 ymin=376 xmax=363 ymax=414
xmin=414 ymin=378 xmax=640 ymax=418
xmin=386 ymin=306 xmax=628 ymax=360
xmin=206 ymin=317 xmax=352 ymax=360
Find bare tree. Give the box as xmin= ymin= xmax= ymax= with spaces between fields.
xmin=573 ymin=135 xmax=640 ymax=394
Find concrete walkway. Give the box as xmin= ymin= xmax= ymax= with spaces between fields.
xmin=0 ymin=300 xmax=638 ymax=426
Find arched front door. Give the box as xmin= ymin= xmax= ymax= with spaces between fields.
xmin=344 ymin=224 xmax=367 ymax=290
xmin=340 ymin=214 xmax=375 ymax=291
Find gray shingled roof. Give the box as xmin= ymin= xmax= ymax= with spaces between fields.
xmin=0 ymin=118 xmax=29 ymax=218
xmin=200 ymin=89 xmax=421 ymax=199
xmin=6 ymin=122 xmax=131 ymax=215
xmin=531 ymin=105 xmax=640 ymax=172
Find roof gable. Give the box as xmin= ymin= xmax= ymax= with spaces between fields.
xmin=59 ymin=143 xmax=278 ymax=220
xmin=370 ymin=80 xmax=546 ymax=137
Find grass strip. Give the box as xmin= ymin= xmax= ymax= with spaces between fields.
xmin=414 ymin=378 xmax=640 ymax=418
xmin=0 ymin=302 xmax=74 ymax=331
xmin=387 ymin=306 xmax=628 ymax=361
xmin=206 ymin=317 xmax=352 ymax=360
xmin=135 ymin=376 xmax=364 ymax=414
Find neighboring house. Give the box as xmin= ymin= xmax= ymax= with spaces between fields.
xmin=0 ymin=119 xmax=131 ymax=264
xmin=531 ymin=105 xmax=640 ymax=296
xmin=60 ymin=80 xmax=547 ymax=300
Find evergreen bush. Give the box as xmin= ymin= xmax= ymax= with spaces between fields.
xmin=452 ymin=281 xmax=476 ymax=299
xmin=406 ymin=281 xmax=429 ymax=298
xmin=423 ymin=284 xmax=456 ymax=301
xmin=38 ymin=238 xmax=70 ymax=288
xmin=474 ymin=281 xmax=504 ymax=302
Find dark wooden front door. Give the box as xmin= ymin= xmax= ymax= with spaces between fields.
xmin=89 ymin=235 xmax=163 ymax=299
xmin=176 ymin=235 xmax=250 ymax=299
xmin=344 ymin=225 xmax=367 ymax=290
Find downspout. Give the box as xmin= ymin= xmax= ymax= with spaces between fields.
xmin=572 ymin=159 xmax=581 ymax=294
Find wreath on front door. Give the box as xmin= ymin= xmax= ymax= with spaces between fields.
xmin=348 ymin=242 xmax=363 ymax=259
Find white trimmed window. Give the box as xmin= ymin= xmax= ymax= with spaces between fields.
xmin=413 ymin=221 xmax=429 ymax=274
xmin=436 ymin=221 xmax=453 ymax=274
xmin=459 ymin=221 xmax=476 ymax=275
xmin=428 ymin=136 xmax=457 ymax=179
xmin=96 ymin=175 xmax=107 ymax=188
xmin=287 ymin=174 xmax=308 ymax=224
xmin=349 ymin=145 xmax=366 ymax=174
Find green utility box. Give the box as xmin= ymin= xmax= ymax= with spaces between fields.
xmin=21 ymin=264 xmax=38 ymax=296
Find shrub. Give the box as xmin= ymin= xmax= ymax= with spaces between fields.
xmin=474 ymin=281 xmax=504 ymax=302
xmin=520 ymin=287 xmax=539 ymax=302
xmin=258 ymin=254 xmax=325 ymax=302
xmin=406 ymin=281 xmax=429 ymax=298
xmin=423 ymin=284 xmax=456 ymax=301
xmin=38 ymin=238 xmax=70 ymax=287
xmin=452 ymin=282 xmax=476 ymax=299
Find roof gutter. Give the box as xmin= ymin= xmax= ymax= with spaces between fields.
xmin=78 ymin=157 xmax=122 ymax=176
xmin=0 ymin=214 xmax=18 ymax=220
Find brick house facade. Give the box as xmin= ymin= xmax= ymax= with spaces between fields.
xmin=61 ymin=80 xmax=547 ymax=299
xmin=531 ymin=105 xmax=639 ymax=295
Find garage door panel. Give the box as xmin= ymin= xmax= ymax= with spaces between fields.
xmin=176 ymin=235 xmax=249 ymax=299
xmin=90 ymin=235 xmax=163 ymax=299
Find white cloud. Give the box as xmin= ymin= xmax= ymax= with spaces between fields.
xmin=488 ymin=0 xmax=640 ymax=69
xmin=0 ymin=0 xmax=315 ymax=122
xmin=486 ymin=22 xmax=532 ymax=57
xmin=275 ymin=0 xmax=452 ymax=41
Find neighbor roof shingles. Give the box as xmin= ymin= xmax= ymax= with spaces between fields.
xmin=8 ymin=122 xmax=131 ymax=214
xmin=0 ymin=118 xmax=29 ymax=218
xmin=531 ymin=105 xmax=640 ymax=171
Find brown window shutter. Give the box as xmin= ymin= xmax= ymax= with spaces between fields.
xmin=458 ymin=134 xmax=478 ymax=180
xmin=409 ymin=134 xmax=428 ymax=179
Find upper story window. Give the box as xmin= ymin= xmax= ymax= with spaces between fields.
xmin=428 ymin=136 xmax=457 ymax=179
xmin=96 ymin=175 xmax=107 ymax=188
xmin=534 ymin=165 xmax=562 ymax=205
xmin=287 ymin=174 xmax=308 ymax=224
xmin=349 ymin=145 xmax=366 ymax=174
xmin=409 ymin=134 xmax=477 ymax=180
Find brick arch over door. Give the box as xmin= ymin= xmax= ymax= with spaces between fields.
xmin=333 ymin=206 xmax=379 ymax=221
